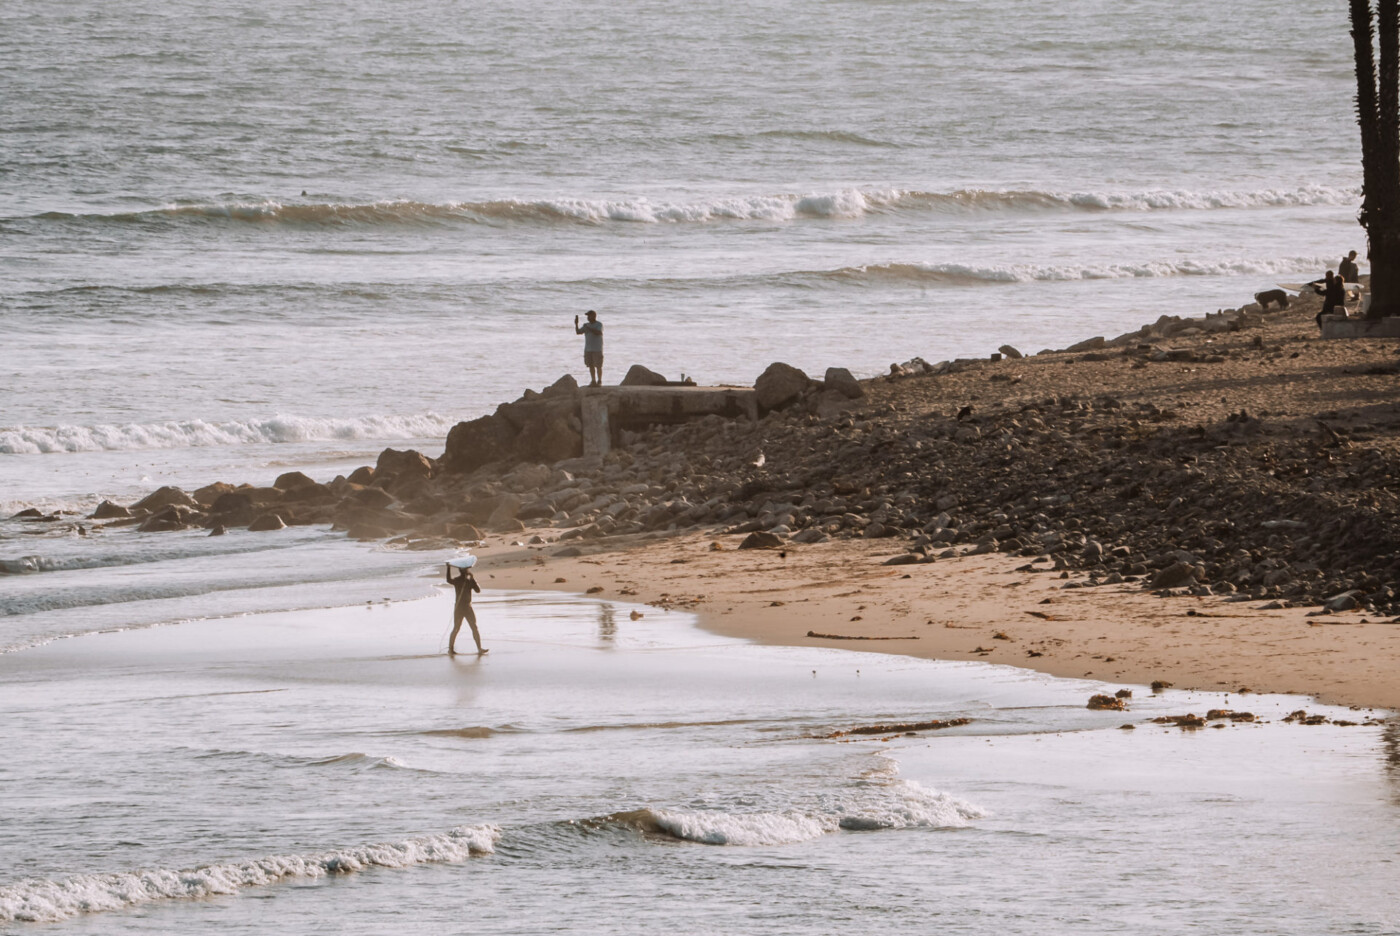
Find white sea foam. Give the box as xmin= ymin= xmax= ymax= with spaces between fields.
xmin=0 ymin=412 xmax=455 ymax=455
xmin=642 ymin=774 xmax=983 ymax=846
xmin=0 ymin=825 xmax=499 ymax=923
xmin=828 ymin=255 xmax=1332 ymax=286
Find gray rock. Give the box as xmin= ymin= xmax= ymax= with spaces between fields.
xmin=755 ymin=362 xmax=811 ymax=412
xmin=273 ymin=471 xmax=317 ymax=492
xmin=883 ymin=553 xmax=921 ymax=565
xmin=791 ymin=528 xmax=829 ymax=544
xmin=133 ymin=486 xmax=197 ymax=513
xmin=823 ymin=367 xmax=864 ymax=399
xmin=738 ymin=531 xmax=785 ymax=549
xmin=91 ymin=500 xmax=131 ymax=519
xmin=998 ymin=345 xmax=1024 ymax=359
xmin=1150 ymin=561 xmax=1197 ymax=590
xmin=620 ymin=364 xmax=668 ymax=386
xmin=1323 ymin=590 xmax=1361 ymax=612
xmin=248 ymin=513 xmax=287 ymax=532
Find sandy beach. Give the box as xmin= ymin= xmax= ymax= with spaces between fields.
xmin=463 ymin=285 xmax=1400 ymax=713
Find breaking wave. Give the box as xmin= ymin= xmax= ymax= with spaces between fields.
xmin=599 ymin=778 xmax=983 ymax=846
xmin=0 ymin=412 xmax=455 ymax=455
xmin=822 ymin=255 xmax=1333 ymax=286
xmin=17 ymin=184 xmax=1357 ymax=229
xmin=0 ymin=825 xmax=499 ymax=923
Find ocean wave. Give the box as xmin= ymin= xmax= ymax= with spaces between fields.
xmin=0 ymin=412 xmax=455 ymax=455
xmin=0 ymin=825 xmax=499 ymax=924
xmin=601 ymin=778 xmax=982 ymax=846
xmin=15 ymin=184 xmax=1357 ymax=230
xmin=823 ymin=255 xmax=1332 ymax=286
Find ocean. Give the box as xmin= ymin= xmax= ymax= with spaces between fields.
xmin=2 ymin=0 xmax=1397 ymax=930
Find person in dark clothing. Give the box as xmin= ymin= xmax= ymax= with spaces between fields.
xmin=1339 ymin=250 xmax=1360 ymax=284
xmin=1314 ymin=270 xmax=1347 ymax=330
xmin=446 ymin=563 xmax=485 ymax=655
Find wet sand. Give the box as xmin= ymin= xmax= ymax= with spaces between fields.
xmin=479 ymin=530 xmax=1400 ymax=712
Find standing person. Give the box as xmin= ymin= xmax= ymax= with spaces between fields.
xmin=1314 ymin=270 xmax=1347 ymax=330
xmin=575 ymin=310 xmax=604 ymax=387
xmin=446 ymin=562 xmax=485 ymax=655
xmin=1339 ymin=250 xmax=1360 ymax=284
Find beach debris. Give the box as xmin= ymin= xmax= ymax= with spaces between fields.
xmin=1087 ymin=694 xmax=1127 ymax=711
xmin=828 ymin=717 xmax=971 ymax=738
xmin=629 ymin=610 xmax=643 ymax=620
xmin=1119 ymin=723 xmax=1136 ymax=730
xmin=1114 ymin=688 xmax=1133 ymax=699
xmin=1151 ymin=714 xmax=1207 ymax=728
xmin=806 ymin=631 xmax=918 ymax=641
xmin=1151 ymin=680 xmax=1173 ymax=691
xmin=1205 ymin=709 xmax=1255 ymax=722
xmin=586 ymin=586 xmax=603 ymax=594
xmin=992 ymin=631 xmax=1011 ymax=640
xmin=1283 ymin=710 xmax=1331 ymax=725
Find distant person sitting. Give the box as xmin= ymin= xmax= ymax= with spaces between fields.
xmin=575 ymin=310 xmax=604 ymax=386
xmin=1314 ymin=269 xmax=1347 ymax=330
xmin=1339 ymin=250 xmax=1360 ymax=284
xmin=446 ymin=563 xmax=485 ymax=655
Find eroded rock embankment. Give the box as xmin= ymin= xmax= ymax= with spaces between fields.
xmin=22 ymin=285 xmax=1400 ymax=617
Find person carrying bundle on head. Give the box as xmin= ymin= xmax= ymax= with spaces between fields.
xmin=446 ymin=557 xmax=485 ymax=655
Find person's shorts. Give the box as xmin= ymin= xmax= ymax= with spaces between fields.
xmin=584 ymin=351 xmax=603 ymax=368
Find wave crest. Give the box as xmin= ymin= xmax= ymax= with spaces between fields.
xmin=826 ymin=255 xmax=1331 ymax=286
xmin=0 ymin=412 xmax=454 ymax=455
xmin=19 ymin=184 xmax=1357 ymax=229
xmin=0 ymin=825 xmax=499 ymax=924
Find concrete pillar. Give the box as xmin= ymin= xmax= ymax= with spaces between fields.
xmin=581 ymin=395 xmax=611 ymax=457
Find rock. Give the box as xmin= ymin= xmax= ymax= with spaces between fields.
xmin=347 ymin=466 xmax=375 ymax=485
xmin=446 ymin=522 xmax=483 ymax=541
xmin=346 ymin=523 xmax=391 ymax=540
xmin=376 ymin=448 xmax=434 ymax=481
xmin=1323 ymin=590 xmax=1361 ymax=612
xmin=883 ymin=553 xmax=921 ymax=565
xmin=487 ymin=494 xmax=524 ymax=530
xmin=754 ymin=362 xmax=811 ymax=412
xmin=444 ymin=414 xmax=517 ymax=473
xmin=90 ymin=500 xmax=131 ymax=519
xmin=791 ymin=528 xmax=829 ymax=544
xmin=208 ymin=524 xmax=227 ymax=536
xmin=1150 ymin=561 xmax=1198 ymax=589
xmin=543 ymin=374 xmax=580 ymax=396
xmin=282 ymin=481 xmax=334 ymax=503
xmin=504 ymin=463 xmax=553 ymax=492
xmin=191 ymin=482 xmax=236 ymax=505
xmin=1087 ymin=694 xmax=1127 ymax=711
xmin=350 ymin=487 xmax=396 ymax=510
xmin=133 ymin=486 xmax=197 ymax=513
xmin=863 ymin=521 xmax=888 ymax=539
xmin=823 ymin=367 xmax=864 ymax=399
xmin=620 ymin=364 xmax=669 ymax=386
xmin=210 ymin=492 xmax=255 ymax=525
xmin=998 ymin=345 xmax=1023 ymax=359
xmin=739 ymin=531 xmax=785 ymax=549
xmin=248 ymin=513 xmax=287 ymax=532
xmin=273 ymin=471 xmax=318 ymax=492
xmin=1065 ymin=336 xmax=1106 ymax=353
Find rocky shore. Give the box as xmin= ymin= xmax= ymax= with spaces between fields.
xmin=41 ymin=279 xmax=1400 ymax=621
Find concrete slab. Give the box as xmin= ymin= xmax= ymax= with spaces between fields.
xmin=1320 ymin=315 xmax=1400 ymax=339
xmin=580 ymin=386 xmax=758 ymax=456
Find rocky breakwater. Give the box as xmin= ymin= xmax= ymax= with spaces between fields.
xmin=49 ymin=290 xmax=1400 ymax=621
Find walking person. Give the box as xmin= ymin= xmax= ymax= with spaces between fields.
xmin=575 ymin=310 xmax=604 ymax=387
xmin=1339 ymin=250 xmax=1360 ymax=284
xmin=446 ymin=560 xmax=485 ymax=655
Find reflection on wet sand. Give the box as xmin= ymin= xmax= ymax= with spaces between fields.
xmin=1384 ymin=720 xmax=1400 ymax=806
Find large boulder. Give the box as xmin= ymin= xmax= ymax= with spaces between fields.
xmin=248 ymin=513 xmax=288 ymax=532
xmin=133 ymin=486 xmax=197 ymax=513
xmin=443 ymin=414 xmax=517 ymax=473
xmin=273 ymin=471 xmax=318 ymax=492
xmin=376 ymin=448 xmax=434 ymax=482
xmin=755 ymin=362 xmax=811 ymax=412
xmin=823 ymin=367 xmax=864 ymax=399
xmin=541 ymin=374 xmax=580 ymax=397
xmin=620 ymin=364 xmax=668 ymax=387
xmin=191 ymin=482 xmax=236 ymax=506
xmin=90 ymin=500 xmax=131 ymax=519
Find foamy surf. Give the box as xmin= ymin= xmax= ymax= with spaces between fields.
xmin=603 ymin=773 xmax=983 ymax=846
xmin=0 ymin=825 xmax=499 ymax=924
xmin=0 ymin=411 xmax=456 ymax=455
xmin=16 ymin=183 xmax=1359 ymax=230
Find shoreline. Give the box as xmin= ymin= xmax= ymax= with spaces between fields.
xmin=475 ymin=528 xmax=1399 ymax=713
xmin=21 ymin=280 xmax=1400 ymax=714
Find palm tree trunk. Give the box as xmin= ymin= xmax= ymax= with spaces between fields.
xmin=1353 ymin=0 xmax=1400 ymax=318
